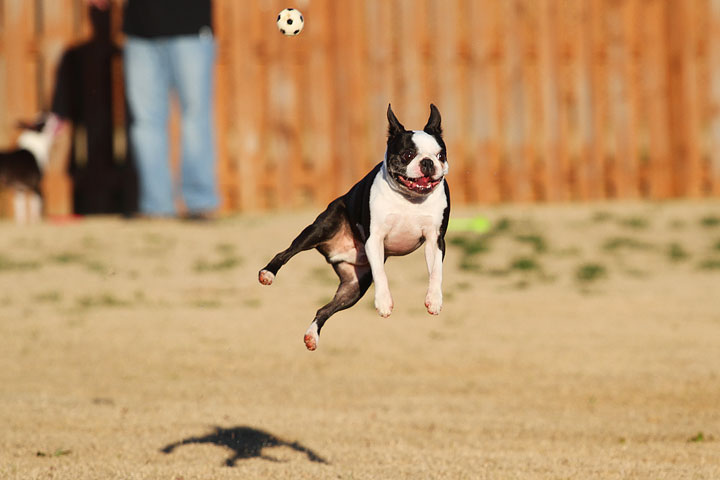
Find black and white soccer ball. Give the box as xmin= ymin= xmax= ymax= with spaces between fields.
xmin=276 ymin=8 xmax=304 ymax=36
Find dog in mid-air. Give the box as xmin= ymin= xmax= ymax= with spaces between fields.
xmin=259 ymin=104 xmax=450 ymax=351
xmin=0 ymin=114 xmax=61 ymax=223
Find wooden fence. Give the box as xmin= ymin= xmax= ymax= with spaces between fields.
xmin=1 ymin=0 xmax=719 ymax=217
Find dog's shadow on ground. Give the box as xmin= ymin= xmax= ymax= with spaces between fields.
xmin=160 ymin=425 xmax=328 ymax=467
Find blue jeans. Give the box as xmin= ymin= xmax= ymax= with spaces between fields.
xmin=124 ymin=34 xmax=219 ymax=216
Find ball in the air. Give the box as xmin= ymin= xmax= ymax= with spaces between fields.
xmin=276 ymin=8 xmax=304 ymax=36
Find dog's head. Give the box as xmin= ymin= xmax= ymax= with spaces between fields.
xmin=384 ymin=104 xmax=448 ymax=198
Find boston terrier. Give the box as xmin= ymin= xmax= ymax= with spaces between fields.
xmin=0 ymin=114 xmax=61 ymax=223
xmin=259 ymin=104 xmax=450 ymax=351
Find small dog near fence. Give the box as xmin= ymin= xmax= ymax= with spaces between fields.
xmin=0 ymin=114 xmax=61 ymax=223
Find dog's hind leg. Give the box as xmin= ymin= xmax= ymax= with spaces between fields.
xmin=258 ymin=200 xmax=344 ymax=286
xmin=304 ymin=263 xmax=372 ymax=351
xmin=13 ymin=191 xmax=27 ymax=224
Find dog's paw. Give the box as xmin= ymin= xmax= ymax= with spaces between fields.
xmin=425 ymin=291 xmax=442 ymax=315
xmin=258 ymin=270 xmax=275 ymax=285
xmin=304 ymin=323 xmax=319 ymax=351
xmin=375 ymin=292 xmax=394 ymax=318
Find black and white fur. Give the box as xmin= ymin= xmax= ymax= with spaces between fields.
xmin=0 ymin=114 xmax=60 ymax=223
xmin=259 ymin=104 xmax=450 ymax=351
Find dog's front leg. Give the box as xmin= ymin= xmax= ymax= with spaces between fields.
xmin=365 ymin=233 xmax=393 ymax=317
xmin=424 ymin=232 xmax=443 ymax=315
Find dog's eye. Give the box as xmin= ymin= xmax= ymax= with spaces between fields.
xmin=438 ymin=152 xmax=446 ymax=162
xmin=401 ymin=151 xmax=415 ymax=162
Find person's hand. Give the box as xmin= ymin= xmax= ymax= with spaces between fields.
xmin=86 ymin=0 xmax=110 ymax=9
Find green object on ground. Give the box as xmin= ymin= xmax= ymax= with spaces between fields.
xmin=448 ymin=216 xmax=491 ymax=233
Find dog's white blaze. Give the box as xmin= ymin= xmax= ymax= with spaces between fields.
xmin=405 ymin=131 xmax=448 ymax=179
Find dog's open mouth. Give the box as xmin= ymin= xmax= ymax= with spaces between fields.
xmin=396 ymin=174 xmax=442 ymax=194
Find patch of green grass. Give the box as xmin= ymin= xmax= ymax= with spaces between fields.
xmin=458 ymin=258 xmax=482 ymax=273
xmin=84 ymin=261 xmax=109 ymax=274
xmin=590 ymin=211 xmax=613 ymax=223
xmin=215 ymin=243 xmax=236 ymax=255
xmin=509 ymin=256 xmax=541 ymax=272
xmin=618 ymin=216 xmax=650 ymax=229
xmin=700 ymin=215 xmax=720 ymax=228
xmin=34 ymin=291 xmax=62 ymax=303
xmin=668 ymin=219 xmax=686 ymax=230
xmin=449 ymin=235 xmax=491 ymax=257
xmin=667 ymin=243 xmax=689 ymax=262
xmin=494 ymin=217 xmax=514 ymax=233
xmin=602 ymin=237 xmax=654 ymax=252
xmin=0 ymin=255 xmax=41 ymax=272
xmin=76 ymin=293 xmax=131 ymax=309
xmin=514 ymin=234 xmax=548 ymax=254
xmin=510 ymin=279 xmax=530 ymax=290
xmin=48 ymin=252 xmax=109 ymax=274
xmin=698 ymin=259 xmax=720 ymax=271
xmin=82 ymin=235 xmax=101 ymax=249
xmin=191 ymin=299 xmax=222 ymax=308
xmin=688 ymin=432 xmax=709 ymax=443
xmin=36 ymin=449 xmax=71 ymax=458
xmin=50 ymin=252 xmax=85 ymax=263
xmin=243 ymin=298 xmax=262 ymax=308
xmin=575 ymin=263 xmax=608 ymax=283
xmin=193 ymin=256 xmax=242 ymax=272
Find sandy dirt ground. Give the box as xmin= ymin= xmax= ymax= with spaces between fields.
xmin=1 ymin=200 xmax=719 ymax=479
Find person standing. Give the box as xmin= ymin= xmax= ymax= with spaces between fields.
xmin=89 ymin=0 xmax=219 ymax=218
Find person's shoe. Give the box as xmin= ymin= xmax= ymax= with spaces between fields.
xmin=182 ymin=211 xmax=215 ymax=222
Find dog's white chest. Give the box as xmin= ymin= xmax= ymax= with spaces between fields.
xmin=368 ymin=170 xmax=446 ymax=256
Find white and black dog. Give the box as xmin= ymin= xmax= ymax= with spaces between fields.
xmin=259 ymin=104 xmax=450 ymax=351
xmin=0 ymin=114 xmax=61 ymax=223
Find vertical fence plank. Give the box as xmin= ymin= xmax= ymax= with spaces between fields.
xmin=500 ymin=0 xmax=533 ymax=202
xmin=583 ymin=0 xmax=607 ymax=200
xmin=213 ymin=0 xmax=233 ymax=211
xmin=616 ymin=0 xmax=641 ymax=198
xmin=364 ymin=0 xmax=394 ymax=172
xmin=345 ymin=0 xmax=371 ymax=183
xmin=3 ymin=0 xmax=38 ymax=131
xmin=395 ymin=0 xmax=428 ymax=126
xmin=710 ymin=0 xmax=720 ymax=195
xmin=303 ymin=0 xmax=335 ymax=205
xmin=521 ymin=0 xmax=544 ymax=201
xmin=644 ymin=0 xmax=673 ymax=199
xmin=432 ymin=0 xmax=467 ymax=204
xmin=666 ymin=0 xmax=699 ymax=197
xmin=537 ymin=0 xmax=562 ymax=202
xmin=679 ymin=0 xmax=703 ymax=197
xmin=468 ymin=0 xmax=502 ymax=204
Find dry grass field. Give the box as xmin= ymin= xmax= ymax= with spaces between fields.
xmin=1 ymin=200 xmax=719 ymax=479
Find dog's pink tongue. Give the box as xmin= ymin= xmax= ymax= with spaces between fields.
xmin=416 ymin=176 xmax=432 ymax=186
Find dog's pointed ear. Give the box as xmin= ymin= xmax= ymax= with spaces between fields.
xmin=423 ymin=104 xmax=442 ymax=136
xmin=387 ymin=104 xmax=406 ymax=136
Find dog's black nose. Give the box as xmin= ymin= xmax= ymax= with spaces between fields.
xmin=420 ymin=158 xmax=435 ymax=176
